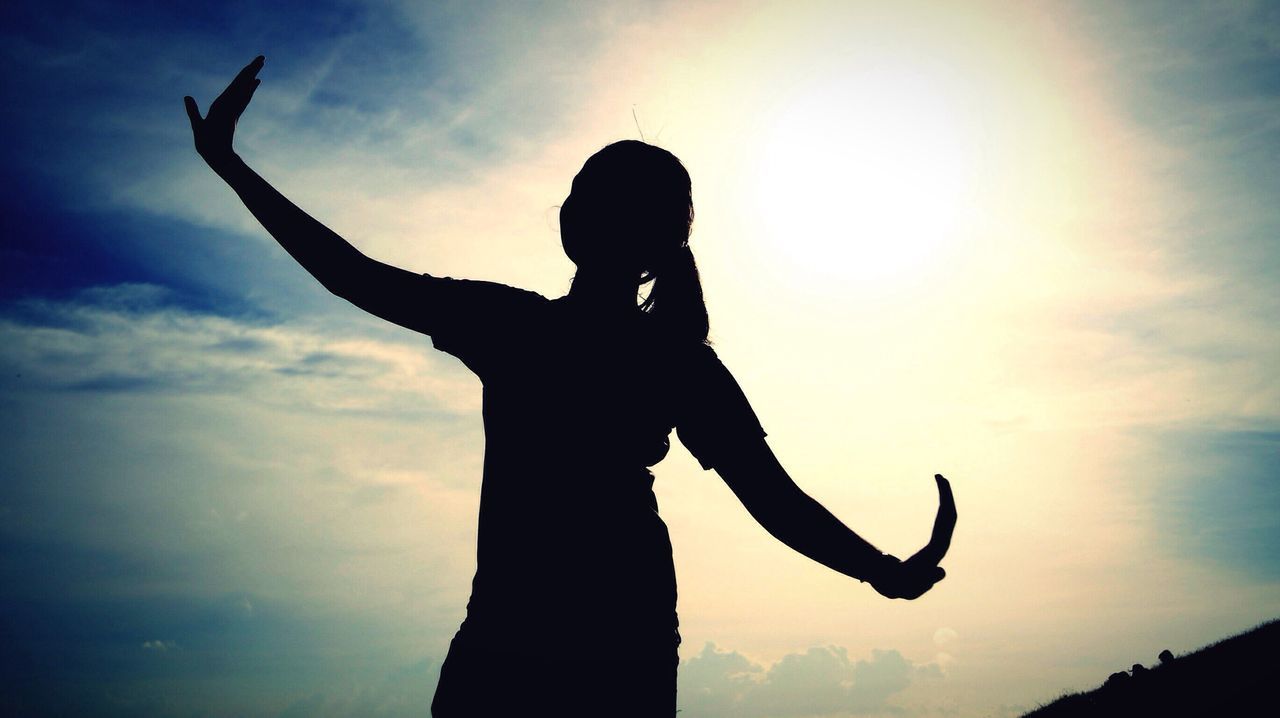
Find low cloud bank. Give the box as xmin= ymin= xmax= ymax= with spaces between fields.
xmin=679 ymin=642 xmax=943 ymax=717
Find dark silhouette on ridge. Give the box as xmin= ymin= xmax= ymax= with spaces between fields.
xmin=185 ymin=56 xmax=958 ymax=718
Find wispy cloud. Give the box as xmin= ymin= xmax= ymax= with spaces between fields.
xmin=3 ymin=0 xmax=674 ymax=290
xmin=0 ymin=283 xmax=478 ymax=415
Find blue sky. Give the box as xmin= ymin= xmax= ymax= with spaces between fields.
xmin=2 ymin=1 xmax=1278 ymax=717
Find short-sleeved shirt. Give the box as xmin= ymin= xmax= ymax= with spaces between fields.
xmin=419 ymin=274 xmax=766 ymax=654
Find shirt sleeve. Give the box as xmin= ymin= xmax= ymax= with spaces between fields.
xmin=418 ymin=273 xmax=545 ymax=380
xmin=675 ymin=344 xmax=768 ymax=470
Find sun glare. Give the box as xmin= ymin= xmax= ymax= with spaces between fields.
xmin=752 ymin=61 xmax=984 ymax=287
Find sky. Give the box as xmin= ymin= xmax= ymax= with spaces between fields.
xmin=1 ymin=0 xmax=1278 ymax=716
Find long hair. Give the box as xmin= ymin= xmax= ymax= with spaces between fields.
xmin=560 ymin=140 xmax=709 ymax=344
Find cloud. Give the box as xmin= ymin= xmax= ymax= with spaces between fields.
xmin=0 ymin=279 xmax=490 ymax=716
xmin=678 ymin=642 xmax=943 ymax=717
xmin=140 ymin=639 xmax=176 ymax=652
xmin=2 ymin=0 xmax=669 ymax=258
xmin=258 ymin=641 xmax=942 ymax=718
xmin=0 ymin=282 xmax=479 ymax=417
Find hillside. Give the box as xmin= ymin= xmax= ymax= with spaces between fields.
xmin=1021 ymin=618 xmax=1279 ymax=717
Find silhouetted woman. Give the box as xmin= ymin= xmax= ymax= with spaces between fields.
xmin=186 ymin=57 xmax=956 ymax=718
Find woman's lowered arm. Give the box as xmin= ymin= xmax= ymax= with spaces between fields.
xmin=184 ymin=56 xmax=431 ymax=333
xmin=713 ymin=437 xmax=956 ymax=600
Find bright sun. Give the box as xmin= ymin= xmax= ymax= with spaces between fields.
xmin=752 ymin=62 xmax=983 ymax=287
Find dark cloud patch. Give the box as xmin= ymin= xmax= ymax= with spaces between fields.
xmin=0 ymin=174 xmax=316 ymax=321
xmin=275 ymin=350 xmax=383 ymax=379
xmin=0 ymin=0 xmax=680 ymax=325
xmin=0 ymin=182 xmax=154 ymax=304
xmin=210 ymin=336 xmax=276 ymax=353
xmin=64 ymin=374 xmax=171 ymax=393
xmin=1 ymin=0 xmax=385 ymax=169
xmin=0 ymin=0 xmax=425 ymax=314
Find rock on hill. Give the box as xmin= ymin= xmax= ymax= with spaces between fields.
xmin=1021 ymin=618 xmax=1279 ymax=717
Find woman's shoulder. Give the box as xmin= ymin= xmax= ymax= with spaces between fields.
xmin=421 ymin=273 xmax=552 ymax=310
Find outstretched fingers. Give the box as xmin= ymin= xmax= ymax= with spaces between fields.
xmin=932 ymin=474 xmax=957 ymax=544
xmin=235 ymin=57 xmax=263 ymax=100
xmin=233 ymin=57 xmax=264 ymax=102
xmin=936 ymin=474 xmax=957 ymax=521
xmin=913 ymin=474 xmax=956 ymax=567
xmin=185 ymin=57 xmax=263 ymax=162
xmin=242 ymin=55 xmax=265 ymax=77
xmin=208 ymin=55 xmax=264 ymax=119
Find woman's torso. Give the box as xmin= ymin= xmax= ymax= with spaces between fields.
xmin=462 ymin=296 xmax=683 ymax=654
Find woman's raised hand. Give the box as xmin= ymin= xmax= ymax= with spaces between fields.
xmin=184 ymin=56 xmax=264 ymax=170
xmin=871 ymin=475 xmax=957 ymax=600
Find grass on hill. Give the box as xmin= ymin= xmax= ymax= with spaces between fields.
xmin=1020 ymin=618 xmax=1279 ymax=718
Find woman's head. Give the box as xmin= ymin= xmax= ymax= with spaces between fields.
xmin=560 ymin=140 xmax=692 ymax=273
xmin=560 ymin=140 xmax=708 ymax=343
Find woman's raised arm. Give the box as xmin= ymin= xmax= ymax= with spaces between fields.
xmin=184 ymin=56 xmax=433 ymax=334
xmin=712 ymin=437 xmax=956 ymax=600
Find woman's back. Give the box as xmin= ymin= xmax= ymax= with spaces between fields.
xmin=422 ymin=276 xmax=764 ymax=655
